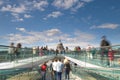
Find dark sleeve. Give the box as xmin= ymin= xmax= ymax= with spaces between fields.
xmin=50 ymin=63 xmax=52 ymax=70
xmin=69 ymin=63 xmax=72 ymax=70
xmin=100 ymin=40 xmax=103 ymax=47
xmin=106 ymin=41 xmax=110 ymax=46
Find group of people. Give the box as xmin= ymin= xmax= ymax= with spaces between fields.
xmin=40 ymin=58 xmax=71 ymax=80
xmin=85 ymin=36 xmax=115 ymax=67
xmin=7 ymin=35 xmax=115 ymax=67
xmin=8 ymin=42 xmax=22 ymax=62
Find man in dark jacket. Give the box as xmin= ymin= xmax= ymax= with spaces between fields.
xmin=100 ymin=36 xmax=110 ymax=66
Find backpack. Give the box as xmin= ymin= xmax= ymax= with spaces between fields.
xmin=41 ymin=64 xmax=47 ymax=71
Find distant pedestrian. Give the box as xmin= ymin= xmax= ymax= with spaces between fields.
xmin=91 ymin=47 xmax=96 ymax=59
xmin=65 ymin=47 xmax=69 ymax=54
xmin=108 ymin=48 xmax=115 ymax=66
xmin=8 ymin=42 xmax=15 ymax=62
xmin=55 ymin=49 xmax=59 ymax=56
xmin=15 ymin=43 xmax=22 ymax=62
xmin=86 ymin=45 xmax=92 ymax=59
xmin=77 ymin=46 xmax=81 ymax=57
xmin=39 ymin=47 xmax=44 ymax=57
xmin=32 ymin=46 xmax=37 ymax=57
xmin=100 ymin=36 xmax=110 ymax=66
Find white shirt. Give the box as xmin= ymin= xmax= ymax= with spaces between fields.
xmin=56 ymin=61 xmax=64 ymax=72
xmin=52 ymin=61 xmax=57 ymax=71
xmin=8 ymin=47 xmax=14 ymax=54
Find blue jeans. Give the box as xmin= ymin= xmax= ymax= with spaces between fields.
xmin=41 ymin=71 xmax=46 ymax=80
xmin=65 ymin=70 xmax=70 ymax=80
xmin=56 ymin=72 xmax=62 ymax=80
xmin=54 ymin=71 xmax=57 ymax=80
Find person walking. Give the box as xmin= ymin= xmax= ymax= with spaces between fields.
xmin=56 ymin=59 xmax=64 ymax=80
xmin=108 ymin=48 xmax=115 ymax=67
xmin=100 ymin=36 xmax=111 ymax=66
xmin=41 ymin=62 xmax=47 ymax=80
xmin=86 ymin=45 xmax=92 ymax=59
xmin=64 ymin=60 xmax=71 ymax=80
xmin=32 ymin=46 xmax=37 ymax=57
xmin=52 ymin=59 xmax=58 ymax=80
xmin=14 ymin=43 xmax=22 ymax=62
xmin=8 ymin=42 xmax=15 ymax=62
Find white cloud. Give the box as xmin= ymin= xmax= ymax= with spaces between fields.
xmin=0 ymin=0 xmax=3 ymax=5
xmin=33 ymin=0 xmax=48 ymax=11
xmin=16 ymin=27 xmax=26 ymax=32
xmin=4 ymin=28 xmax=95 ymax=49
xmin=44 ymin=11 xmax=62 ymax=20
xmin=11 ymin=13 xmax=24 ymax=22
xmin=74 ymin=30 xmax=95 ymax=41
xmin=0 ymin=0 xmax=48 ymax=21
xmin=52 ymin=0 xmax=93 ymax=11
xmin=90 ymin=23 xmax=119 ymax=29
xmin=7 ymin=34 xmax=38 ymax=44
xmin=53 ymin=0 xmax=79 ymax=10
xmin=64 ymin=42 xmax=89 ymax=49
xmin=24 ymin=14 xmax=32 ymax=18
xmin=16 ymin=18 xmax=23 ymax=21
xmin=71 ymin=2 xmax=84 ymax=12
xmin=47 ymin=11 xmax=62 ymax=19
xmin=1 ymin=4 xmax=26 ymax=13
xmin=0 ymin=0 xmax=94 ymax=22
xmin=1 ymin=4 xmax=27 ymax=21
xmin=45 ymin=29 xmax=61 ymax=36
xmin=81 ymin=0 xmax=93 ymax=3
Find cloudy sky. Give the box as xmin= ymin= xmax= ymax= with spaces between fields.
xmin=0 ymin=0 xmax=120 ymax=49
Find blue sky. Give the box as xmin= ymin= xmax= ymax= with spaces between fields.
xmin=0 ymin=0 xmax=120 ymax=49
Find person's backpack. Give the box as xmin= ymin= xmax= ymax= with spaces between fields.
xmin=41 ymin=64 xmax=47 ymax=71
